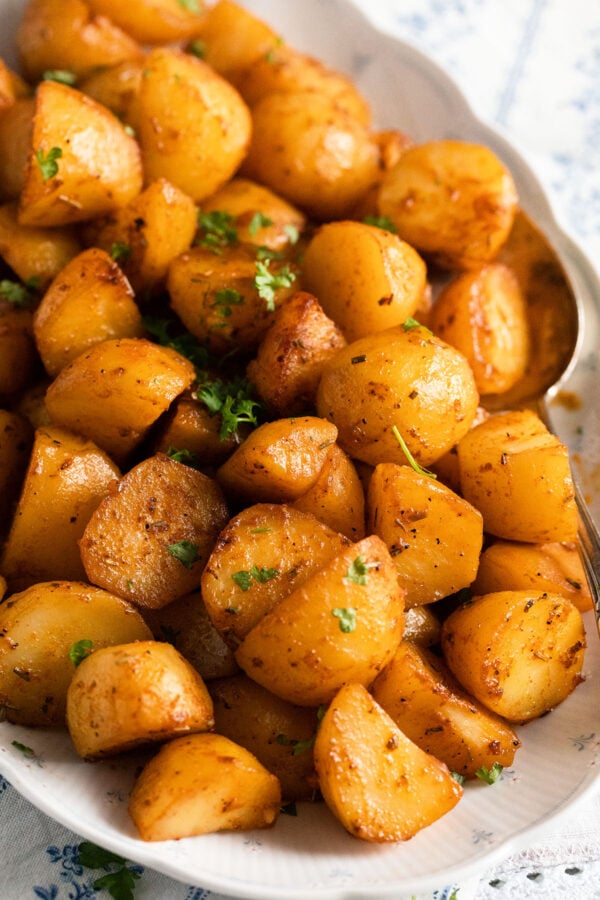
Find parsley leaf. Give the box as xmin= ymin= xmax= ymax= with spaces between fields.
xmin=110 ymin=242 xmax=132 ymax=262
xmin=248 ymin=211 xmax=273 ymax=236
xmin=276 ymin=733 xmax=315 ymax=755
xmin=0 ymin=277 xmax=39 ymax=307
xmin=284 ymin=223 xmax=300 ymax=244
xmin=69 ymin=639 xmax=93 ymax=667
xmin=195 ymin=376 xmax=261 ymax=440
xmin=78 ymin=842 xmax=126 ymax=869
xmin=93 ymin=868 xmax=141 ymax=900
xmin=196 ymin=210 xmax=238 ymax=253
xmin=42 ymin=69 xmax=77 ymax=85
xmin=402 ymin=315 xmax=432 ymax=334
xmin=35 ymin=146 xmax=62 ymax=180
xmin=167 ymin=540 xmax=200 ymax=569
xmin=345 ymin=555 xmax=376 ymax=586
xmin=11 ymin=740 xmax=35 ymax=757
xmin=232 ymin=565 xmax=279 ymax=591
xmin=211 ymin=288 xmax=244 ymax=319
xmin=332 ymin=607 xmax=357 ymax=633
xmin=177 ymin=0 xmax=200 ymax=12
xmin=392 ymin=425 xmax=437 ymax=479
xmin=475 ymin=762 xmax=504 ymax=785
xmin=166 ymin=446 xmax=200 ymax=468
xmin=254 ymin=259 xmax=296 ymax=311
xmin=363 ymin=214 xmax=397 ymax=233
xmin=189 ymin=38 xmax=206 ymax=58
xmin=143 ymin=317 xmax=210 ymax=374
xmin=451 ymin=771 xmax=466 ymax=785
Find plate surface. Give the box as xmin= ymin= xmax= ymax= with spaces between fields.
xmin=1 ymin=0 xmax=600 ymax=897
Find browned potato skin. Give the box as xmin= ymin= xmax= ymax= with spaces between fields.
xmin=0 ymin=301 xmax=40 ymax=399
xmin=371 ymin=641 xmax=521 ymax=777
xmin=247 ymin=291 xmax=347 ymax=416
xmin=168 ymin=244 xmax=299 ymax=355
xmin=0 ymin=581 xmax=152 ymax=726
xmin=200 ymin=177 xmax=307 ymax=253
xmin=33 ymin=247 xmax=144 ymax=377
xmin=0 ymin=203 xmax=82 ymax=290
xmin=82 ymin=178 xmax=198 ymax=295
xmin=403 ymin=605 xmax=442 ymax=647
xmin=193 ymin=0 xmax=279 ymax=84
xmin=0 ymin=425 xmax=120 ymax=591
xmin=127 ymin=48 xmax=251 ymax=204
xmin=210 ymin=674 xmax=319 ymax=800
xmin=0 ymin=98 xmax=35 ymax=201
xmin=201 ymin=503 xmax=351 ymax=647
xmin=235 ymin=535 xmax=405 ymax=706
xmin=45 ymin=337 xmax=196 ymax=465
xmin=301 ymin=221 xmax=427 ymax=341
xmin=241 ymin=91 xmax=380 ymax=222
xmin=0 ymin=410 xmax=33 ymax=539
xmin=367 ymin=463 xmax=483 ymax=607
xmin=152 ymin=392 xmax=242 ymax=468
xmin=316 ymin=324 xmax=479 ymax=467
xmin=16 ymin=0 xmax=144 ymax=82
xmin=128 ymin=732 xmax=281 ymax=841
xmin=441 ymin=590 xmax=586 ymax=723
xmin=314 ymin=683 xmax=463 ymax=841
xmin=457 ymin=409 xmax=578 ymax=543
xmin=378 ymin=140 xmax=518 ymax=269
xmin=292 ymin=443 xmax=366 ymax=542
xmin=19 ymin=82 xmax=143 ymax=227
xmin=80 ymin=453 xmax=229 ymax=609
xmin=430 ymin=263 xmax=530 ymax=395
xmin=86 ymin=0 xmax=206 ymax=45
xmin=216 ymin=416 xmax=338 ymax=504
xmin=473 ymin=540 xmax=593 ymax=613
xmin=141 ymin=590 xmax=239 ymax=681
xmin=66 ymin=640 xmax=215 ymax=758
xmin=13 ymin=378 xmax=52 ymax=429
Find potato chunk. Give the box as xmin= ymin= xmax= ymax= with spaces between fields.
xmin=129 ymin=732 xmax=281 ymax=841
xmin=66 ymin=640 xmax=214 ymax=758
xmin=314 ymin=683 xmax=463 ymax=841
xmin=0 ymin=202 xmax=81 ymax=290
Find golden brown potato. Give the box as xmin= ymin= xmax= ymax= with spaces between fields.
xmin=0 ymin=425 xmax=120 ymax=591
xmin=367 ymin=462 xmax=483 ymax=607
xmin=33 ymin=247 xmax=144 ymax=377
xmin=235 ymin=535 xmax=405 ymax=706
xmin=66 ymin=640 xmax=214 ymax=757
xmin=441 ymin=590 xmax=586 ymax=722
xmin=291 ymin=443 xmax=366 ymax=542
xmin=0 ymin=59 xmax=18 ymax=112
xmin=201 ymin=503 xmax=350 ymax=647
xmin=168 ymin=243 xmax=299 ymax=355
xmin=403 ymin=605 xmax=442 ymax=647
xmin=246 ymin=291 xmax=347 ymax=416
xmin=82 ymin=178 xmax=198 ymax=295
xmin=80 ymin=453 xmax=229 ymax=609
xmin=200 ymin=177 xmax=306 ymax=253
xmin=0 ymin=410 xmax=33 ymax=538
xmin=0 ymin=202 xmax=81 ymax=289
xmin=242 ymin=91 xmax=380 ymax=221
xmin=0 ymin=98 xmax=35 ymax=201
xmin=0 ymin=301 xmax=39 ymax=399
xmin=314 ymin=683 xmax=463 ymax=841
xmin=457 ymin=409 xmax=578 ymax=543
xmin=45 ymin=337 xmax=196 ymax=464
xmin=210 ymin=674 xmax=319 ymax=800
xmin=16 ymin=0 xmax=143 ymax=82
xmin=378 ymin=140 xmax=518 ymax=269
xmin=301 ymin=221 xmax=427 ymax=341
xmin=128 ymin=732 xmax=281 ymax=841
xmin=316 ymin=324 xmax=479 ymax=467
xmin=371 ymin=641 xmax=521 ymax=777
xmin=152 ymin=391 xmax=242 ymax=468
xmin=127 ymin=48 xmax=251 ymax=203
xmin=216 ymin=416 xmax=338 ymax=504
xmin=473 ymin=540 xmax=593 ymax=613
xmin=0 ymin=581 xmax=152 ymax=725
xmin=193 ymin=0 xmax=279 ymax=84
xmin=78 ymin=59 xmax=144 ymax=120
xmin=86 ymin=0 xmax=205 ymax=45
xmin=430 ymin=263 xmax=530 ymax=395
xmin=13 ymin=378 xmax=51 ymax=429
xmin=142 ymin=590 xmax=239 ymax=681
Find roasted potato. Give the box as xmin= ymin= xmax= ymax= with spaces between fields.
xmin=86 ymin=0 xmax=205 ymax=45
xmin=0 ymin=202 xmax=81 ymax=289
xmin=292 ymin=443 xmax=366 ymax=541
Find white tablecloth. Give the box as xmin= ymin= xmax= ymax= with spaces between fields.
xmin=2 ymin=0 xmax=600 ymax=898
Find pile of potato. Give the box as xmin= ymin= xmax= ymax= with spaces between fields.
xmin=0 ymin=0 xmax=591 ymax=845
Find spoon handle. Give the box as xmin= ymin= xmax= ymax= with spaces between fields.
xmin=576 ymin=484 xmax=600 ymax=625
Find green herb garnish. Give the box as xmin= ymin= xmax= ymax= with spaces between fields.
xmin=195 ymin=376 xmax=261 ymax=440
xmin=196 ymin=210 xmax=238 ymax=253
xmin=475 ymin=763 xmax=504 ymax=785
xmin=35 ymin=146 xmax=62 ymax=180
xmin=332 ymin=607 xmax=357 ymax=633
xmin=78 ymin=841 xmax=141 ymax=900
xmin=110 ymin=242 xmax=132 ymax=262
xmin=254 ymin=259 xmax=296 ymax=311
xmin=232 ymin=565 xmax=279 ymax=591
xmin=167 ymin=540 xmax=200 ymax=569
xmin=363 ymin=215 xmax=397 ymax=233
xmin=392 ymin=425 xmax=437 ymax=479
xmin=345 ymin=555 xmax=376 ymax=586
xmin=69 ymin=639 xmax=93 ymax=667
xmin=42 ymin=69 xmax=77 ymax=85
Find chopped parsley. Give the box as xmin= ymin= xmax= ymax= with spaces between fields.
xmin=345 ymin=555 xmax=376 ymax=586
xmin=402 ymin=316 xmax=432 ymax=334
xmin=392 ymin=425 xmax=437 ymax=479
xmin=276 ymin=733 xmax=315 ymax=755
xmin=177 ymin=0 xmax=201 ymax=12
xmin=248 ymin=212 xmax=273 ymax=236
xmin=196 ymin=210 xmax=238 ymax=253
xmin=42 ymin=69 xmax=77 ymax=85
xmin=195 ymin=376 xmax=261 ymax=440
xmin=254 ymin=259 xmax=296 ymax=311
xmin=35 ymin=146 xmax=62 ymax=180
xmin=332 ymin=607 xmax=357 ymax=633
xmin=189 ymin=38 xmax=206 ymax=58
xmin=211 ymin=288 xmax=244 ymax=319
xmin=0 ymin=276 xmax=39 ymax=307
xmin=232 ymin=565 xmax=279 ymax=591
xmin=11 ymin=740 xmax=35 ymax=758
xmin=69 ymin=639 xmax=94 ymax=667
xmin=143 ymin=316 xmax=210 ymax=373
xmin=475 ymin=763 xmax=504 ymax=785
xmin=363 ymin=214 xmax=397 ymax=233
xmin=110 ymin=242 xmax=132 ymax=262
xmin=284 ymin=223 xmax=300 ymax=244
xmin=77 ymin=841 xmax=141 ymax=900
xmin=451 ymin=771 xmax=466 ymax=785
xmin=166 ymin=446 xmax=200 ymax=468
xmin=167 ymin=540 xmax=200 ymax=569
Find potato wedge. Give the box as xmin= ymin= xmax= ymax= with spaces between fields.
xmin=66 ymin=640 xmax=214 ymax=757
xmin=314 ymin=683 xmax=463 ymax=841
xmin=291 ymin=443 xmax=366 ymax=542
xmin=45 ymin=337 xmax=196 ymax=464
xmin=201 ymin=503 xmax=351 ymax=646
xmin=441 ymin=590 xmax=586 ymax=722
xmin=0 ymin=425 xmax=120 ymax=591
xmin=0 ymin=580 xmax=151 ymax=725
xmin=235 ymin=535 xmax=405 ymax=706
xmin=80 ymin=453 xmax=229 ymax=609
xmin=33 ymin=247 xmax=144 ymax=377
xmin=129 ymin=732 xmax=281 ymax=841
